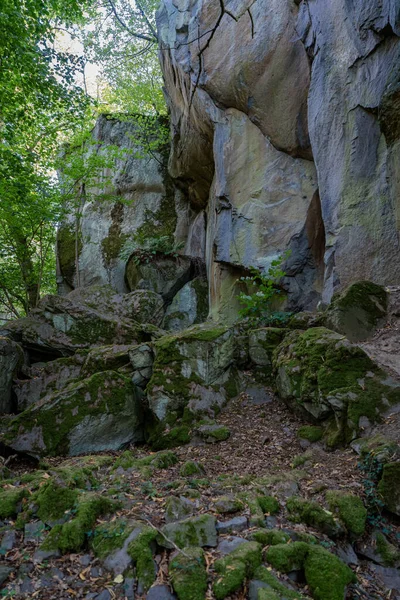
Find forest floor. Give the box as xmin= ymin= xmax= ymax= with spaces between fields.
xmin=0 ymin=377 xmax=399 ymax=600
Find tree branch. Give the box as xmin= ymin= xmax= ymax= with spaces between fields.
xmin=107 ymin=0 xmax=156 ymax=43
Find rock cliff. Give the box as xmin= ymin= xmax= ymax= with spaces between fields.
xmin=157 ymin=0 xmax=400 ymax=317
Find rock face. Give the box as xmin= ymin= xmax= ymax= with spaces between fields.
xmin=57 ymin=115 xmax=188 ymax=297
xmin=157 ymin=0 xmax=400 ymax=316
xmin=0 ymin=338 xmax=24 ymax=414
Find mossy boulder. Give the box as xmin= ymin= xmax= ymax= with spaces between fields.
xmin=273 ymin=327 xmax=400 ymax=445
xmin=127 ymin=526 xmax=158 ymax=591
xmin=320 ymin=281 xmax=387 ymax=342
xmin=0 ymin=488 xmax=28 ymax=519
xmin=326 ymin=491 xmax=366 ymax=537
xmin=170 ymin=547 xmax=208 ymax=600
xmin=180 ymin=461 xmax=205 ymax=477
xmin=146 ymin=325 xmax=237 ymax=437
xmin=250 ymin=529 xmax=291 ymax=546
xmin=41 ymin=493 xmax=118 ymax=553
xmin=266 ymin=541 xmax=309 ymax=572
xmin=1 ymin=370 xmax=144 ymax=457
xmin=213 ymin=541 xmax=262 ymax=599
xmin=378 ymin=461 xmax=400 ymax=516
xmin=214 ymin=495 xmax=244 ymax=514
xmin=125 ymin=254 xmax=193 ymax=300
xmin=286 ymin=497 xmax=342 ymax=537
xmin=159 ymin=514 xmax=217 ymax=549
xmin=165 ymin=496 xmax=195 ymax=523
xmin=304 ymin=545 xmax=356 ymax=600
xmin=195 ymin=424 xmax=231 ymax=443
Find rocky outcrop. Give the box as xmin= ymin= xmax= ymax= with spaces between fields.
xmin=0 ymin=338 xmax=24 ymax=414
xmin=157 ymin=0 xmax=400 ymax=316
xmin=57 ymin=115 xmax=189 ymax=296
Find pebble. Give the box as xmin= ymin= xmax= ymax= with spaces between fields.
xmin=124 ymin=576 xmax=135 ymax=600
xmin=146 ymin=584 xmax=177 ymax=600
xmin=0 ymin=566 xmax=13 ymax=586
xmin=216 ymin=516 xmax=248 ymax=534
xmin=217 ymin=536 xmax=247 ymax=555
xmin=96 ymin=591 xmax=112 ymax=600
xmin=0 ymin=530 xmax=16 ymax=553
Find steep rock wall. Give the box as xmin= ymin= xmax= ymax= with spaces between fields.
xmin=157 ymin=0 xmax=400 ymax=317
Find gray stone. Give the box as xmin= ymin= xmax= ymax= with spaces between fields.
xmin=217 ymin=536 xmax=247 ymax=555
xmin=214 ymin=495 xmax=243 ymax=514
xmin=104 ymin=524 xmax=147 ymax=575
xmin=79 ymin=554 xmax=92 ymax=567
xmin=146 ymin=584 xmax=176 ymax=600
xmin=164 ymin=496 xmax=195 ymax=524
xmin=123 ymin=577 xmax=136 ymax=600
xmin=159 ymin=514 xmax=217 ymax=549
xmin=265 ymin=516 xmax=278 ymax=529
xmin=95 ymin=591 xmax=112 ymax=600
xmin=216 ymin=517 xmax=248 ymax=534
xmin=0 ymin=565 xmax=13 ymax=586
xmin=0 ymin=530 xmax=16 ymax=553
xmin=195 ymin=424 xmax=230 ymax=444
xmin=33 ymin=548 xmax=61 ymax=562
xmin=370 ymin=564 xmax=400 ymax=592
xmin=336 ymin=543 xmax=359 ymax=566
xmin=24 ymin=521 xmax=46 ymax=543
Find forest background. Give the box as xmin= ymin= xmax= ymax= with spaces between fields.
xmin=0 ymin=0 xmax=164 ymax=318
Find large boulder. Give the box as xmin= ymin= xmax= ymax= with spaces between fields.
xmin=1 ymin=286 xmax=162 ymax=358
xmin=13 ymin=354 xmax=85 ymax=411
xmin=146 ymin=325 xmax=237 ymax=426
xmin=320 ymin=281 xmax=388 ymax=342
xmin=1 ymin=371 xmax=143 ymax=457
xmin=0 ymin=337 xmax=24 ymax=414
xmin=273 ymin=327 xmax=400 ymax=445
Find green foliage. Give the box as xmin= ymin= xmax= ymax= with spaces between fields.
xmin=237 ymin=253 xmax=291 ymax=325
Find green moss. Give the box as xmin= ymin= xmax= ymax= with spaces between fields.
xmin=150 ymin=425 xmax=191 ymax=450
xmin=239 ymin=494 xmax=265 ymax=527
xmin=35 ymin=480 xmax=78 ymax=522
xmin=0 ymin=488 xmax=28 ymax=519
xmin=213 ymin=559 xmax=246 ymax=600
xmin=297 ymin=426 xmax=323 ymax=443
xmin=250 ymin=529 xmax=290 ymax=546
xmin=377 ymin=461 xmax=400 ymax=514
xmin=286 ymin=497 xmax=339 ymax=537
xmin=266 ymin=542 xmax=309 ymax=573
xmin=326 ymin=492 xmax=366 ymax=537
xmin=304 ymin=545 xmax=356 ymax=600
xmin=204 ymin=426 xmax=230 ymax=442
xmin=41 ymin=493 xmax=118 ymax=554
xmin=257 ymin=495 xmax=280 ymax=515
xmin=91 ymin=520 xmax=134 ymax=558
xmin=376 ymin=532 xmax=400 ymax=566
xmin=252 ymin=566 xmax=302 ymax=599
xmin=159 ymin=514 xmax=216 ymax=549
xmin=213 ymin=542 xmax=262 ymax=599
xmin=180 ymin=461 xmax=204 ymax=477
xmin=127 ymin=526 xmax=157 ymax=591
xmin=151 ymin=451 xmax=178 ymax=469
xmin=170 ymin=547 xmax=208 ymax=600
xmin=292 ymin=452 xmax=313 ymax=468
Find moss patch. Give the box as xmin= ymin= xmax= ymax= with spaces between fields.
xmin=266 ymin=542 xmax=309 ymax=573
xmin=297 ymin=425 xmax=323 ymax=443
xmin=128 ymin=527 xmax=158 ymax=591
xmin=304 ymin=545 xmax=356 ymax=600
xmin=286 ymin=497 xmax=340 ymax=537
xmin=35 ymin=480 xmax=78 ymax=522
xmin=252 ymin=566 xmax=302 ymax=599
xmin=326 ymin=492 xmax=366 ymax=537
xmin=170 ymin=547 xmax=208 ymax=600
xmin=180 ymin=461 xmax=204 ymax=477
xmin=0 ymin=488 xmax=28 ymax=519
xmin=213 ymin=541 xmax=262 ymax=599
xmin=250 ymin=529 xmax=290 ymax=546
